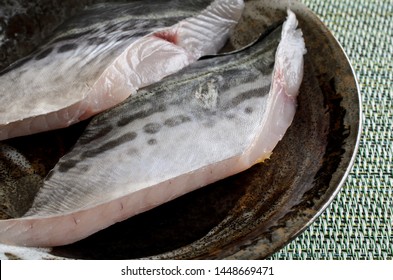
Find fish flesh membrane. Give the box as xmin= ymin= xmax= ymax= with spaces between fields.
xmin=0 ymin=0 xmax=244 ymax=140
xmin=0 ymin=10 xmax=306 ymax=247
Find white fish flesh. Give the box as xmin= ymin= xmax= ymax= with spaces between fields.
xmin=0 ymin=0 xmax=244 ymax=140
xmin=0 ymin=10 xmax=306 ymax=247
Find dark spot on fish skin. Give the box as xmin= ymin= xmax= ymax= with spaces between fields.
xmin=58 ymin=159 xmax=79 ymax=172
xmin=79 ymin=126 xmax=113 ymax=145
xmin=121 ymin=20 xmax=150 ymax=32
xmin=157 ymin=104 xmax=167 ymax=112
xmin=121 ymin=25 xmax=133 ymax=32
xmin=35 ymin=48 xmax=53 ymax=60
xmin=245 ymin=107 xmax=254 ymax=114
xmin=129 ymin=31 xmax=147 ymax=39
xmin=143 ymin=123 xmax=162 ymax=134
xmin=104 ymin=24 xmax=119 ymax=34
xmin=222 ymin=85 xmax=270 ymax=111
xmin=58 ymin=43 xmax=78 ymax=53
xmin=148 ymin=139 xmax=157 ymax=145
xmin=164 ymin=115 xmax=191 ymax=127
xmin=81 ymin=132 xmax=137 ymax=159
xmin=117 ymin=34 xmax=133 ymax=42
xmin=87 ymin=37 xmax=109 ymax=45
xmin=117 ymin=116 xmax=135 ymax=127
xmin=117 ymin=104 xmax=166 ymax=127
xmin=51 ymin=30 xmax=92 ymax=44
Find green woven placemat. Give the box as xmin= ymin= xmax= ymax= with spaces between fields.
xmin=269 ymin=0 xmax=393 ymax=260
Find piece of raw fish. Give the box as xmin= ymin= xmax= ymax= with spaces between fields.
xmin=0 ymin=0 xmax=244 ymax=140
xmin=0 ymin=10 xmax=306 ymax=247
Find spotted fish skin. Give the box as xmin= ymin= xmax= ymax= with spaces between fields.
xmin=0 ymin=0 xmax=244 ymax=140
xmin=0 ymin=10 xmax=305 ymax=247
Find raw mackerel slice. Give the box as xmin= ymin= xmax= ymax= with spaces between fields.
xmin=0 ymin=10 xmax=306 ymax=247
xmin=0 ymin=0 xmax=244 ymax=140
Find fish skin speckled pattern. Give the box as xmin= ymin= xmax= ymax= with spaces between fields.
xmin=0 ymin=0 xmax=244 ymax=140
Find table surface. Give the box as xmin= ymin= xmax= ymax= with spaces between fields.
xmin=269 ymin=0 xmax=392 ymax=260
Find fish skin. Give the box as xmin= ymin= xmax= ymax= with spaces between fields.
xmin=0 ymin=0 xmax=244 ymax=140
xmin=0 ymin=10 xmax=306 ymax=247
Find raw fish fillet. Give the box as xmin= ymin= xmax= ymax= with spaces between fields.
xmin=0 ymin=10 xmax=306 ymax=247
xmin=0 ymin=0 xmax=244 ymax=140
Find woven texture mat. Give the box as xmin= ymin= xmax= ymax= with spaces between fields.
xmin=269 ymin=0 xmax=393 ymax=260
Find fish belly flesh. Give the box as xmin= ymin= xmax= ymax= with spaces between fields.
xmin=0 ymin=10 xmax=306 ymax=247
xmin=0 ymin=0 xmax=244 ymax=140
